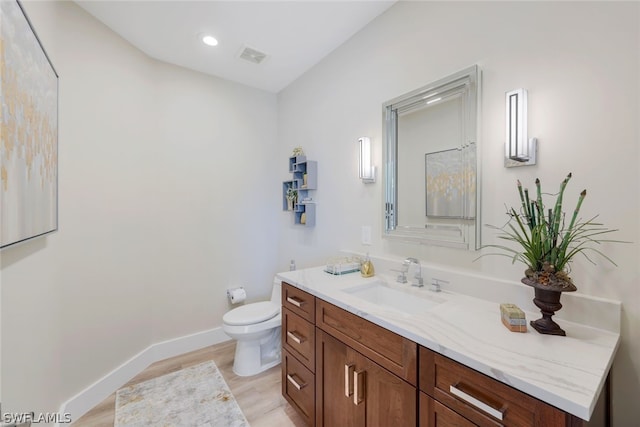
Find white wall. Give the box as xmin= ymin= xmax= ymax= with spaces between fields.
xmin=277 ymin=2 xmax=639 ymax=425
xmin=1 ymin=0 xmax=278 ymax=419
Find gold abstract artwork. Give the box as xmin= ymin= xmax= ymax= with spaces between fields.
xmin=425 ymin=146 xmax=476 ymax=219
xmin=1 ymin=0 xmax=58 ymax=247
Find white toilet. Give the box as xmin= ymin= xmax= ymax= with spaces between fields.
xmin=222 ymin=280 xmax=282 ymax=376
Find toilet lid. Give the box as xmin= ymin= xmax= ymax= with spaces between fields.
xmin=223 ymin=301 xmax=280 ymax=326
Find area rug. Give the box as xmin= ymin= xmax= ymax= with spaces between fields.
xmin=115 ymin=360 xmax=250 ymax=427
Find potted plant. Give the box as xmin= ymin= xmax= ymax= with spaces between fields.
xmin=485 ymin=173 xmax=621 ymax=336
xmin=286 ymin=187 xmax=298 ymax=211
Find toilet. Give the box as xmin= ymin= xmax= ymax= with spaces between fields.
xmin=222 ymin=280 xmax=282 ymax=376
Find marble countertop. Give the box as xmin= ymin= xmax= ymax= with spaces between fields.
xmin=276 ymin=266 xmax=620 ymax=421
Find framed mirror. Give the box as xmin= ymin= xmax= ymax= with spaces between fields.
xmin=383 ymin=65 xmax=481 ymax=250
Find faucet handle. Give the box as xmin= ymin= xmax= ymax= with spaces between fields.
xmin=430 ymin=278 xmax=447 ymax=292
xmin=390 ymin=268 xmax=408 ymax=283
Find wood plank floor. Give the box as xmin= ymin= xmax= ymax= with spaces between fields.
xmin=73 ymin=340 xmax=306 ymax=426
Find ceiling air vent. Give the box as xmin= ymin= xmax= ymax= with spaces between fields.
xmin=237 ymin=45 xmax=269 ymax=65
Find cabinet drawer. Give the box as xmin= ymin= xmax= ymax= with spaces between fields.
xmin=283 ymin=282 xmax=315 ymax=322
xmin=282 ymin=349 xmax=315 ymax=426
xmin=420 ymin=347 xmax=580 ymax=427
xmin=283 ymin=307 xmax=316 ymax=371
xmin=421 ymin=392 xmax=476 ymax=427
xmin=316 ymin=299 xmax=417 ymax=385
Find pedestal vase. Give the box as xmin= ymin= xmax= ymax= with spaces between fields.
xmin=522 ymin=277 xmax=577 ymax=336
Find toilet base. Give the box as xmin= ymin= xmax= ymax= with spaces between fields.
xmin=232 ymin=327 xmax=282 ymax=377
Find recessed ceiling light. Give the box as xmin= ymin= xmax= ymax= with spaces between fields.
xmin=201 ymin=35 xmax=218 ymax=47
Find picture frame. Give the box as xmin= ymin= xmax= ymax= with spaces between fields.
xmin=1 ymin=0 xmax=59 ymax=248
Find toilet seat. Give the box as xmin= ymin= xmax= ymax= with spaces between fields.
xmin=223 ymin=301 xmax=280 ymax=326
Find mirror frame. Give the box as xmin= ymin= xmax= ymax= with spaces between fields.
xmin=382 ymin=65 xmax=481 ymax=250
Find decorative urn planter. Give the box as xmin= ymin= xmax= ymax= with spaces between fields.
xmin=521 ymin=276 xmax=576 ymax=336
xmin=481 ymin=173 xmax=623 ymax=337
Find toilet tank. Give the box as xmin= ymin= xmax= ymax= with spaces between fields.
xmin=271 ymin=279 xmax=282 ymax=305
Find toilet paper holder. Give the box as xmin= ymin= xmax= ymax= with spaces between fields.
xmin=227 ymin=287 xmax=247 ymax=304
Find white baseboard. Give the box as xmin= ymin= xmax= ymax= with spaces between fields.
xmin=59 ymin=327 xmax=231 ymax=426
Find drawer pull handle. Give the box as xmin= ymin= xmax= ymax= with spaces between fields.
xmin=287 ymin=374 xmax=307 ymax=390
xmin=344 ymin=364 xmax=355 ymax=397
xmin=287 ymin=330 xmax=305 ymax=344
xmin=287 ymin=296 xmax=305 ymax=307
xmin=354 ymin=370 xmax=365 ymax=405
xmin=449 ymin=384 xmax=504 ymax=421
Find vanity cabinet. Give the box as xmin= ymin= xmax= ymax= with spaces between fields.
xmin=418 ymin=346 xmax=584 ymax=427
xmin=282 ymin=281 xmax=585 ymax=427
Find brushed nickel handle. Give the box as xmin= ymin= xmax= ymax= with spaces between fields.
xmin=286 ymin=330 xmax=305 ymax=344
xmin=286 ymin=296 xmax=305 ymax=307
xmin=287 ymin=374 xmax=307 ymax=390
xmin=344 ymin=364 xmax=355 ymax=397
xmin=354 ymin=370 xmax=365 ymax=405
xmin=450 ymin=384 xmax=504 ymax=421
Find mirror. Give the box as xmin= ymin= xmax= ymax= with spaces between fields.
xmin=383 ymin=65 xmax=480 ymax=250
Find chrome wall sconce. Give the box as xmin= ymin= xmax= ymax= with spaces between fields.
xmin=358 ymin=137 xmax=376 ymax=183
xmin=505 ymin=88 xmax=537 ymax=167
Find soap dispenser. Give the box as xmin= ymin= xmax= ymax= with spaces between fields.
xmin=361 ymin=253 xmax=375 ymax=278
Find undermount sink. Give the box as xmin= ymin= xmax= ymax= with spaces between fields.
xmin=343 ymin=281 xmax=443 ymax=316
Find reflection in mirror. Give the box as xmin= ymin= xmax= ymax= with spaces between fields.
xmin=383 ymin=65 xmax=480 ymax=250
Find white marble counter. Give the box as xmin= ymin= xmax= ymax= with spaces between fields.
xmin=276 ymin=266 xmax=620 ymax=421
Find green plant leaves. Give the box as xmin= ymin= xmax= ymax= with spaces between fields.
xmin=478 ymin=175 xmax=624 ymax=278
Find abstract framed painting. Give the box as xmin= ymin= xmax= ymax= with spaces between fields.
xmin=1 ymin=0 xmax=58 ymax=248
xmin=425 ymin=148 xmax=463 ymax=219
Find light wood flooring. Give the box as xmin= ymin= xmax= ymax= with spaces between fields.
xmin=73 ymin=340 xmax=306 ymax=426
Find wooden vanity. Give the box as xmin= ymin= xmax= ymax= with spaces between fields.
xmin=281 ymin=282 xmax=585 ymax=426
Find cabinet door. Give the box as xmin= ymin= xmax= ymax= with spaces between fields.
xmin=317 ymin=329 xmax=417 ymax=427
xmin=420 ymin=392 xmax=476 ymax=427
xmin=357 ymin=351 xmax=417 ymax=427
xmin=316 ymin=329 xmax=364 ymax=427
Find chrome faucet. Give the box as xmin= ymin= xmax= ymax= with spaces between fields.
xmin=404 ymin=257 xmax=424 ymax=287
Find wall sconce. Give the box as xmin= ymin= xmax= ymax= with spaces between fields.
xmin=505 ymin=88 xmax=537 ymax=167
xmin=358 ymin=137 xmax=376 ymax=183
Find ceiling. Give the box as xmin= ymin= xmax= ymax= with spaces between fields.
xmin=75 ymin=1 xmax=396 ymax=93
